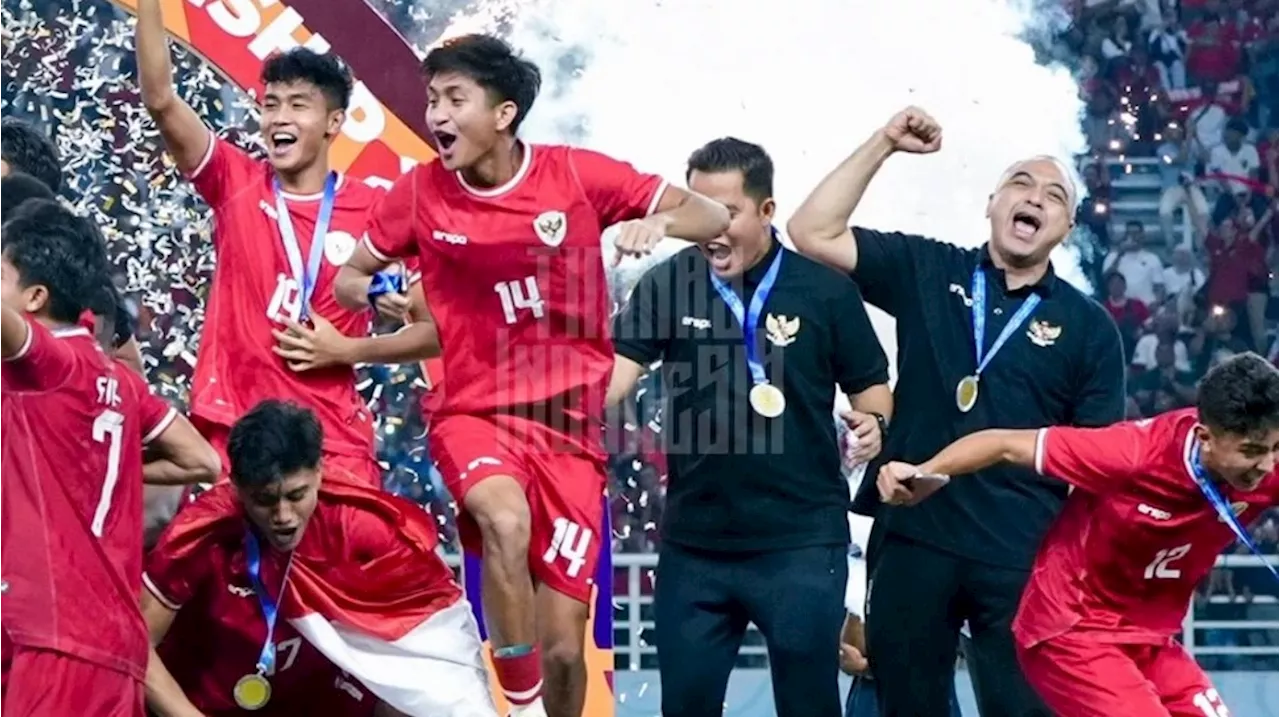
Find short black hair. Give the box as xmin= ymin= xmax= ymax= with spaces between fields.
xmin=260 ymin=48 xmax=354 ymax=112
xmin=1198 ymin=353 xmax=1279 ymax=437
xmin=2 ymin=199 xmax=110 ymax=323
xmin=1225 ymin=118 xmax=1249 ymax=136
xmin=1 ymin=118 xmax=62 ymax=193
xmin=1124 ymin=219 xmax=1144 ymax=232
xmin=1 ymin=173 xmax=56 ymax=223
xmin=422 ymin=34 xmax=542 ymax=133
xmin=228 ymin=400 xmax=324 ymax=489
xmin=686 ymin=137 xmax=774 ymax=205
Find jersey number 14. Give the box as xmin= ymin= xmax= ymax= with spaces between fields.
xmin=495 ymin=277 xmax=545 ymax=325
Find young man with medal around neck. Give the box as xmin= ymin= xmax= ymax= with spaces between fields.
xmin=788 ymin=107 xmax=1126 ymax=716
xmin=608 ymin=138 xmax=893 ymax=717
xmin=135 ymin=0 xmax=440 ymax=489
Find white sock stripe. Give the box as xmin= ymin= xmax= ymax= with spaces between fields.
xmin=502 ymin=680 xmax=543 ymax=703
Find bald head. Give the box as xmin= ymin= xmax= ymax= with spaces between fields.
xmin=995 ymin=155 xmax=1078 ymax=210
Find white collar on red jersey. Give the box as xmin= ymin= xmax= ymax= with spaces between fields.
xmin=456 ymin=140 xmax=533 ymax=198
xmin=278 ymin=173 xmax=346 ymax=202
xmin=51 ymin=326 xmax=92 ymax=339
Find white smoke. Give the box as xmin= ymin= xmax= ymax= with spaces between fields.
xmin=436 ymin=0 xmax=1086 ymax=380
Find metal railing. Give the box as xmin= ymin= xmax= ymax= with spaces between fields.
xmin=445 ymin=552 xmax=1279 ymax=670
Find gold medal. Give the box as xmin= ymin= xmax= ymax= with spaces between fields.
xmin=233 ymin=672 xmax=272 ymax=711
xmin=749 ymin=382 xmax=786 ymax=418
xmin=955 ymin=375 xmax=979 ymax=413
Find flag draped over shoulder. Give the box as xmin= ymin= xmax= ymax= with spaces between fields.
xmin=162 ymin=480 xmax=497 ymax=717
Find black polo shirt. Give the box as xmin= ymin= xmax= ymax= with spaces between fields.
xmin=614 ymin=239 xmax=889 ymax=552
xmin=848 ymin=228 xmax=1126 ymax=570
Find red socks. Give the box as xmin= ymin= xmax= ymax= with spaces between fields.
xmin=491 ymin=644 xmax=543 ymax=707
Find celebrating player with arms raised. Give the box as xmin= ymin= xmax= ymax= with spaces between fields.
xmin=878 ymin=352 xmax=1279 ymax=717
xmin=335 ymin=34 xmax=729 ymax=717
xmin=1 ymin=200 xmax=219 ymax=716
xmin=134 ymin=0 xmax=440 ymax=487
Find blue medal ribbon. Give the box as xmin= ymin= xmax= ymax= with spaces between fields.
xmin=1187 ymin=442 xmax=1279 ymax=582
xmin=244 ymin=529 xmax=291 ymax=674
xmin=273 ymin=173 xmax=337 ymax=321
xmin=971 ymin=266 xmax=1042 ymax=378
xmin=710 ymin=246 xmax=784 ymax=386
xmin=366 ymin=271 xmax=405 ymax=307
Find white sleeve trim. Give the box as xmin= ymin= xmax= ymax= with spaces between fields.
xmin=1033 ymin=428 xmax=1049 ymax=475
xmin=362 ymin=234 xmax=393 ymax=263
xmin=407 ymin=270 xmax=422 ymax=286
xmin=188 ymin=131 xmax=218 ymax=179
xmin=143 ymin=407 xmax=179 ymax=445
xmin=644 ymin=179 xmax=669 ymax=217
xmin=143 ymin=572 xmax=183 ymax=611
xmin=3 ymin=321 xmax=34 ymax=362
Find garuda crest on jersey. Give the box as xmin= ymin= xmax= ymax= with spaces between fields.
xmin=534 ymin=210 xmax=567 ymax=248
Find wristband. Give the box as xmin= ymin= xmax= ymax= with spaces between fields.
xmin=367 ymin=271 xmax=405 ymax=308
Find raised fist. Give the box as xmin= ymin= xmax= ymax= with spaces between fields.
xmin=882 ymin=106 xmax=942 ymax=154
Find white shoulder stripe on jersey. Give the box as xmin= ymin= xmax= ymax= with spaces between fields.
xmin=188 ymin=130 xmax=218 ymax=179
xmin=3 ymin=322 xmax=35 ymax=362
xmin=1033 ymin=428 xmax=1049 ymax=475
xmin=362 ymin=234 xmax=394 ymax=263
xmin=142 ymin=572 xmax=183 ymax=611
xmin=143 ymin=407 xmax=180 ymax=445
xmin=645 ymin=179 xmax=670 ymax=217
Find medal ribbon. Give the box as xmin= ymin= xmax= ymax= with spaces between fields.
xmin=1187 ymin=441 xmax=1279 ymax=582
xmin=710 ymin=244 xmax=784 ymax=386
xmin=244 ymin=529 xmax=295 ymax=674
xmin=273 ymin=173 xmax=338 ymax=321
xmin=971 ymin=266 xmax=1042 ymax=377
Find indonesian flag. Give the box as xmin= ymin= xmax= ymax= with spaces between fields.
xmin=157 ymin=481 xmax=497 ymax=717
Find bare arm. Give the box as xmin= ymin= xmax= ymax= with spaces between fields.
xmin=135 ymin=0 xmax=212 ymax=174
xmin=847 ymin=383 xmax=893 ymax=421
xmin=141 ymin=590 xmax=206 ymax=717
xmin=787 ymin=131 xmax=895 ymax=274
xmin=344 ymin=282 xmax=440 ymax=364
xmin=114 ymin=337 xmax=146 ymax=376
xmin=334 ymin=244 xmax=391 ymax=312
xmin=606 ymin=355 xmax=646 ymax=408
xmin=1 ymin=304 xmax=29 ymax=359
xmin=917 ymin=429 xmax=1038 ymax=477
xmin=649 ymin=186 xmax=730 ymax=245
xmin=144 ymin=415 xmax=221 ymax=485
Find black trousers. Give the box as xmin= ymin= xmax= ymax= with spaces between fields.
xmin=654 ymin=542 xmax=848 ymax=717
xmin=865 ymin=533 xmax=1050 ymax=717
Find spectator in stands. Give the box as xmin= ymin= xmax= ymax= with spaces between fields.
xmin=1188 ymin=80 xmax=1230 ymax=157
xmin=1104 ymin=270 xmax=1151 ymax=359
xmin=1162 ymin=243 xmax=1208 ymax=316
xmin=1132 ymin=307 xmax=1194 ymax=373
xmin=1190 ymin=305 xmax=1252 ymax=373
xmin=1157 ymin=124 xmax=1212 ymax=245
xmin=1132 ymin=340 xmax=1199 ymax=412
xmin=1207 ymin=118 xmax=1263 ymax=212
xmin=1101 ymin=14 xmax=1135 ymax=69
xmin=1102 ymin=220 xmax=1166 ymax=305
xmin=1204 ymin=213 xmax=1270 ymax=348
xmin=1148 ymin=6 xmax=1189 ymax=90
xmin=1078 ymin=161 xmax=1114 ymax=246
xmin=1187 ymin=9 xmax=1242 ymax=85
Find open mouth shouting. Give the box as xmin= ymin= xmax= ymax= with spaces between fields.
xmin=268 ymin=130 xmax=298 ymax=159
xmin=701 ymin=240 xmax=734 ymax=273
xmin=434 ymin=130 xmax=458 ymax=162
xmin=1011 ymin=209 xmax=1043 ymax=242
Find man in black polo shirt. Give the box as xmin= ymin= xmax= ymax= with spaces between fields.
xmin=608 ymin=137 xmax=893 ymax=717
xmin=788 ymin=107 xmax=1126 ymax=716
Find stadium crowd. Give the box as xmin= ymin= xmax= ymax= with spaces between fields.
xmin=1 ymin=0 xmax=1275 ymax=679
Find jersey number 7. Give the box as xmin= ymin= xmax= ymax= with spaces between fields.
xmin=90 ymin=409 xmax=125 ymax=538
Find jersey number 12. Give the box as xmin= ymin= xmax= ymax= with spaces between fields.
xmin=1143 ymin=543 xmax=1191 ymax=580
xmin=495 ymin=276 xmax=545 ymax=325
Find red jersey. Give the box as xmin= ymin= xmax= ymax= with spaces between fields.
xmin=363 ymin=142 xmax=665 ymax=450
xmin=1017 ymin=409 xmax=1279 ymax=648
xmin=186 ymin=134 xmax=381 ymax=460
xmin=1 ymin=318 xmax=176 ymax=679
xmin=145 ymin=485 xmax=411 ymax=717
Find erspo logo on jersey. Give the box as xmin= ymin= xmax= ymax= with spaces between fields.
xmin=108 ymin=0 xmax=433 ymax=188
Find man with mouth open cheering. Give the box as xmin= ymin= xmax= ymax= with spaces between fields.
xmin=788 ymin=107 xmax=1127 ymax=716
xmin=134 ymin=0 xmax=440 ymax=488
xmin=334 ymin=34 xmax=729 ymax=717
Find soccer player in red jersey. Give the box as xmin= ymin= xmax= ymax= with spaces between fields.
xmin=143 ymin=401 xmax=494 ymax=717
xmin=135 ymin=0 xmax=440 ymax=488
xmin=876 ymin=353 xmax=1279 ymax=717
xmin=1 ymin=199 xmax=220 ymax=716
xmin=334 ymin=34 xmax=729 ymax=717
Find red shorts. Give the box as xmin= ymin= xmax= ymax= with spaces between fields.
xmin=2 ymin=643 xmax=143 ymax=717
xmin=200 ymin=421 xmax=381 ymax=488
xmin=1017 ymin=632 xmax=1225 ymax=717
xmin=431 ymin=414 xmax=606 ymax=603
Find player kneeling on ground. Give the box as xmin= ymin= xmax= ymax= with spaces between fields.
xmin=878 ymin=352 xmax=1278 ymax=717
xmin=142 ymin=400 xmax=499 ymax=717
